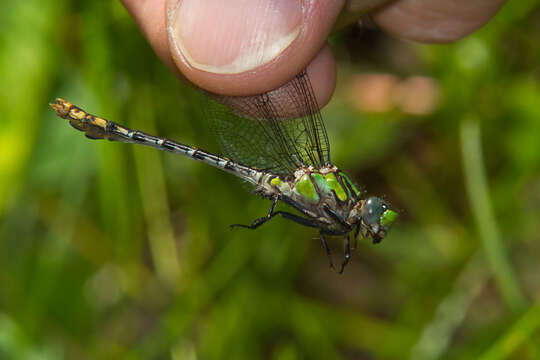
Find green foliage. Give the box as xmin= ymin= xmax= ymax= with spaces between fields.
xmin=1 ymin=1 xmax=540 ymax=359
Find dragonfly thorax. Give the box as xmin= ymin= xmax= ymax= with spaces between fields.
xmin=258 ymin=165 xmax=397 ymax=241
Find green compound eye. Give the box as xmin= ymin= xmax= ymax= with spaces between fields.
xmin=380 ymin=209 xmax=398 ymax=228
xmin=362 ymin=197 xmax=385 ymax=226
xmin=361 ymin=197 xmax=397 ymax=243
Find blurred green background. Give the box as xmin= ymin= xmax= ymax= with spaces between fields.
xmin=1 ymin=1 xmax=540 ymax=359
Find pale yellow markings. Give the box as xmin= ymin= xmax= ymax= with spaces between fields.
xmin=70 ymin=108 xmax=86 ymax=120
xmin=58 ymin=99 xmax=73 ymax=112
xmin=93 ymin=117 xmax=108 ymax=129
xmin=116 ymin=126 xmax=130 ymax=136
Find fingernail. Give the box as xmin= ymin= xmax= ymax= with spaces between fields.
xmin=170 ymin=0 xmax=302 ymax=74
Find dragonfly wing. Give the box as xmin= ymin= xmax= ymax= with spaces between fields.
xmin=204 ymin=96 xmax=295 ymax=175
xmin=204 ymin=71 xmax=331 ymax=176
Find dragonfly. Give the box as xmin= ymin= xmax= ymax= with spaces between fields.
xmin=50 ymin=70 xmax=397 ymax=273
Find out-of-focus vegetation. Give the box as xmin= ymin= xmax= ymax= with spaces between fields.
xmin=1 ymin=1 xmax=540 ymax=359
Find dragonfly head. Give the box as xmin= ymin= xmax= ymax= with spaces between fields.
xmin=358 ymin=196 xmax=398 ymax=243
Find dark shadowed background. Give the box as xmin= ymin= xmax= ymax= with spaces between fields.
xmin=1 ymin=1 xmax=540 ymax=359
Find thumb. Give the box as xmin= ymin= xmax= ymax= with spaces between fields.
xmin=166 ymin=0 xmax=343 ymax=97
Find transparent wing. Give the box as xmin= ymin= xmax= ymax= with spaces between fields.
xmin=204 ymin=71 xmax=330 ymax=176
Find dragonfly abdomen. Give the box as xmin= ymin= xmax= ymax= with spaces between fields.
xmin=50 ymin=98 xmax=263 ymax=184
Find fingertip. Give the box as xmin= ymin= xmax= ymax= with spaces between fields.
xmin=305 ymin=45 xmax=336 ymax=109
xmin=122 ymin=0 xmax=337 ymax=112
xmin=372 ymin=0 xmax=507 ymax=43
xmin=167 ymin=0 xmax=343 ymax=96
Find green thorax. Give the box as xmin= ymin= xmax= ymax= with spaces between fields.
xmin=269 ymin=166 xmax=361 ymax=204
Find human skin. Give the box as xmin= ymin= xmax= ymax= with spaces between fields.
xmin=121 ymin=0 xmax=506 ymax=109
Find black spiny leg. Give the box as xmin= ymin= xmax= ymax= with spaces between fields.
xmin=338 ymin=235 xmax=351 ymax=274
xmin=231 ymin=197 xmax=278 ymax=229
xmin=319 ymin=232 xmax=335 ymax=270
xmin=322 ymin=205 xmax=349 ymax=227
xmin=231 ymin=197 xmax=320 ymax=230
xmin=352 ymin=223 xmax=361 ymax=250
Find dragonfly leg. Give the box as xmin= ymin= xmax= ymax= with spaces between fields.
xmin=338 ymin=235 xmax=351 ymax=274
xmin=230 ymin=197 xmax=278 ymax=229
xmin=319 ymin=232 xmax=335 ymax=270
xmin=323 ymin=205 xmax=349 ymax=228
xmin=352 ymin=223 xmax=360 ymax=250
xmin=231 ymin=198 xmax=320 ymax=230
